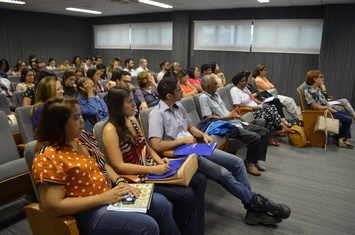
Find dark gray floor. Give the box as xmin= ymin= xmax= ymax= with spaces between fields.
xmin=1 ymin=125 xmax=354 ymax=235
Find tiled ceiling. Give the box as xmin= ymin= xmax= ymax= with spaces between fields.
xmin=0 ymin=0 xmax=354 ymax=17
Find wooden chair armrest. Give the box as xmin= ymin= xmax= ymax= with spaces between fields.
xmin=159 ymin=150 xmax=175 ymax=158
xmin=120 ymin=175 xmax=142 ymax=183
xmin=24 ymin=203 xmax=79 ymax=235
xmin=239 ymin=107 xmax=253 ymax=114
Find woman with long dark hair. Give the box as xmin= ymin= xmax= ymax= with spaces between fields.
xmin=102 ymin=86 xmax=207 ymax=235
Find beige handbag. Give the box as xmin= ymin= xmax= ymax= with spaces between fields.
xmin=314 ymin=110 xmax=339 ymax=134
xmin=314 ymin=109 xmax=339 ymax=150
xmin=143 ymin=153 xmax=198 ymax=187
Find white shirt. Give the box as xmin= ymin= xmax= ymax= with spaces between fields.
xmin=230 ymin=86 xmax=258 ymax=107
xmin=157 ymin=71 xmax=166 ymax=82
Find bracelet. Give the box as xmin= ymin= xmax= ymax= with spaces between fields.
xmin=115 ymin=177 xmax=128 ymax=186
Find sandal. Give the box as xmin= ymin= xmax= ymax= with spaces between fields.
xmin=269 ymin=140 xmax=280 ymax=146
xmin=337 ymin=138 xmax=354 ymax=149
xmin=282 ymin=118 xmax=292 ymax=128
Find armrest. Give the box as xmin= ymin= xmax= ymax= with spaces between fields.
xmin=24 ymin=203 xmax=80 ymax=235
xmin=121 ymin=175 xmax=142 ymax=183
xmin=239 ymin=107 xmax=253 ymax=114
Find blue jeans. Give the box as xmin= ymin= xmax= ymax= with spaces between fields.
xmin=332 ymin=110 xmax=352 ymax=139
xmin=74 ymin=193 xmax=180 ymax=235
xmin=154 ymin=171 xmax=206 ymax=235
xmin=197 ymin=149 xmax=258 ymax=209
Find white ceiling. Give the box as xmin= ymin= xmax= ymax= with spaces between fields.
xmin=0 ymin=0 xmax=354 ymax=17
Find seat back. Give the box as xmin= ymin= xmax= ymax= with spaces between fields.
xmin=98 ymin=92 xmax=108 ymax=100
xmin=139 ymin=107 xmax=155 ymax=145
xmin=297 ymin=82 xmax=311 ymax=111
xmin=224 ymin=84 xmax=234 ymax=106
xmin=24 ymin=140 xmax=40 ymax=201
xmin=0 ymin=111 xmax=19 ymax=166
xmin=0 ymin=93 xmax=11 ymax=115
xmin=8 ymin=75 xmax=21 ymax=82
xmin=193 ymin=93 xmax=203 ymax=120
xmin=54 ymin=71 xmax=65 ymax=79
xmin=216 ymin=87 xmax=233 ymax=110
xmin=10 ymin=81 xmax=19 ymax=92
xmin=13 ymin=91 xmax=24 ymax=107
xmin=93 ymin=121 xmax=110 ymax=163
xmin=180 ymin=97 xmax=201 ymax=127
xmin=16 ymin=105 xmax=34 ymax=144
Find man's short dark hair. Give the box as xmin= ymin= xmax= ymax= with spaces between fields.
xmin=157 ymin=76 xmax=178 ymax=101
xmin=160 ymin=60 xmax=168 ymax=70
xmin=125 ymin=58 xmax=132 ymax=66
xmin=201 ymin=63 xmax=211 ymax=73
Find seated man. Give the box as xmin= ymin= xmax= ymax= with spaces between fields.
xmin=77 ymin=77 xmax=109 ymax=132
xmin=149 ymin=76 xmax=291 ymax=226
xmin=199 ymin=75 xmax=270 ymax=176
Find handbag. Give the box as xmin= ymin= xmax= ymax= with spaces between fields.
xmin=143 ymin=154 xmax=198 ymax=187
xmin=314 ymin=110 xmax=340 ymax=150
xmin=288 ymin=125 xmax=309 ymax=148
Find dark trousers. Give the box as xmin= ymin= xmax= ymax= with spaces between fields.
xmin=154 ymin=171 xmax=206 ymax=235
xmin=236 ymin=124 xmax=270 ymax=164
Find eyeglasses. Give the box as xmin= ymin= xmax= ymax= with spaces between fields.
xmin=123 ymin=80 xmax=131 ymax=84
xmin=26 ymin=74 xmax=34 ymax=77
xmin=68 ymin=79 xmax=77 ymax=82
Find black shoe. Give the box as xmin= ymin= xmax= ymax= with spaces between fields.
xmin=244 ymin=210 xmax=282 ymax=225
xmin=253 ymin=194 xmax=291 ymax=219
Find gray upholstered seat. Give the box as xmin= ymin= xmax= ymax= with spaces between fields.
xmin=0 ymin=111 xmax=32 ymax=204
xmin=12 ymin=91 xmax=24 ymax=107
xmin=15 ymin=105 xmax=35 ymax=144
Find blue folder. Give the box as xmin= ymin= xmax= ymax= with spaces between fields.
xmin=172 ymin=143 xmax=217 ymax=156
xmin=147 ymin=157 xmax=188 ymax=179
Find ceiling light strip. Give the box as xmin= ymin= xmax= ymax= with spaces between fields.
xmin=65 ymin=7 xmax=102 ymax=15
xmin=138 ymin=0 xmax=173 ymax=9
xmin=0 ymin=0 xmax=25 ymax=4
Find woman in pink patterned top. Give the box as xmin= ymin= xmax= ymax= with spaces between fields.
xmin=188 ymin=67 xmax=203 ymax=93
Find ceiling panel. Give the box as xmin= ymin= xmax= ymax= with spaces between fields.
xmin=0 ymin=0 xmax=353 ymax=17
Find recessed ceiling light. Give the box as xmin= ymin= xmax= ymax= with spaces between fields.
xmin=138 ymin=0 xmax=173 ymax=9
xmin=257 ymin=0 xmax=270 ymax=3
xmin=65 ymin=7 xmax=102 ymax=15
xmin=0 ymin=0 xmax=25 ymax=4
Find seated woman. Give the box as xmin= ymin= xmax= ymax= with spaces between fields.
xmin=304 ymin=70 xmax=353 ymax=149
xmin=72 ymin=56 xmax=81 ymax=68
xmin=135 ymin=70 xmax=160 ymax=110
xmin=96 ymin=63 xmax=107 ymax=80
xmin=59 ymin=59 xmax=71 ymax=71
xmin=103 ymin=86 xmax=206 ymax=235
xmin=319 ymin=74 xmax=355 ymax=120
xmin=16 ymin=68 xmax=35 ymax=91
xmin=231 ymin=72 xmax=293 ymax=146
xmin=61 ymin=70 xmax=78 ymax=97
xmin=12 ymin=60 xmax=26 ymax=76
xmin=87 ymin=68 xmax=107 ymax=94
xmin=32 ymin=96 xmax=180 ymax=235
xmin=75 ymin=68 xmax=85 ymax=80
xmin=188 ymin=67 xmax=203 ymax=93
xmin=47 ymin=58 xmax=58 ymax=69
xmin=23 ymin=70 xmax=57 ymax=106
xmin=253 ymin=64 xmax=301 ymax=121
xmin=211 ymin=62 xmax=226 ymax=87
xmin=31 ymin=76 xmax=64 ymax=129
xmin=244 ymin=70 xmax=292 ymax=127
xmin=106 ymin=59 xmax=119 ymax=80
xmin=176 ymin=70 xmax=198 ymax=98
xmin=77 ymin=77 xmax=109 ymax=132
